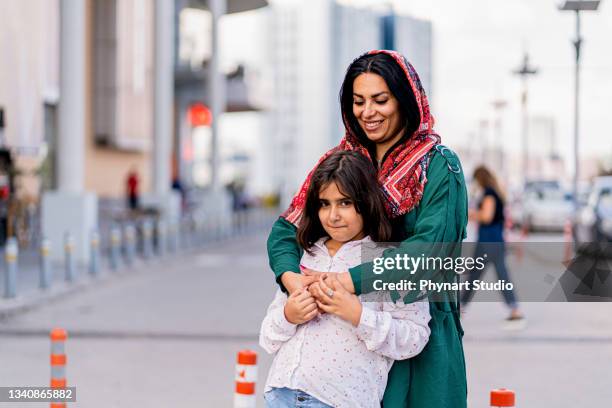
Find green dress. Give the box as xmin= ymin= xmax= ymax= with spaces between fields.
xmin=267 ymin=147 xmax=468 ymax=408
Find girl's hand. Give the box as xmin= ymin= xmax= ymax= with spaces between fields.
xmin=311 ymin=275 xmax=362 ymax=327
xmin=281 ymin=271 xmax=317 ymax=294
xmin=303 ymin=268 xmax=355 ymax=294
xmin=306 ymin=277 xmax=329 ymax=316
xmin=284 ymin=288 xmax=318 ymax=324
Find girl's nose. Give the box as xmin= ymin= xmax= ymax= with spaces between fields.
xmin=329 ymin=206 xmax=341 ymax=221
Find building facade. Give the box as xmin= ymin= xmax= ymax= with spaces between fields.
xmin=269 ymin=0 xmax=433 ymax=204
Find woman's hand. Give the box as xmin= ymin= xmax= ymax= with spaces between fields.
xmin=310 ymin=275 xmax=362 ymax=327
xmin=303 ymin=268 xmax=356 ymax=294
xmin=284 ymin=288 xmax=318 ymax=324
xmin=280 ymin=271 xmax=317 ymax=294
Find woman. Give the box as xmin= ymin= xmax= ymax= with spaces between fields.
xmin=267 ymin=50 xmax=468 ymax=407
xmin=461 ymin=165 xmax=523 ymax=322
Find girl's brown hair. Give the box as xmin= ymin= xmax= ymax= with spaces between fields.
xmin=297 ymin=151 xmax=392 ymax=252
xmin=473 ymin=165 xmax=506 ymax=203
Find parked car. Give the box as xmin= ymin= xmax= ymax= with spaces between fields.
xmin=521 ymin=188 xmax=573 ymax=232
xmin=507 ymin=180 xmax=569 ymax=231
xmin=575 ymin=176 xmax=612 ymax=247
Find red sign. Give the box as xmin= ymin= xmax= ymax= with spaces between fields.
xmin=188 ymin=103 xmax=212 ymax=127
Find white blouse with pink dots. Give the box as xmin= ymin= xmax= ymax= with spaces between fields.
xmin=259 ymin=236 xmax=431 ymax=408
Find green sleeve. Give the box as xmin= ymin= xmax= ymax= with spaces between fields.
xmin=349 ymin=147 xmax=468 ymax=302
xmin=267 ymin=217 xmax=303 ymax=291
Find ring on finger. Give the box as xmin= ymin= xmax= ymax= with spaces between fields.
xmin=327 ymin=289 xmax=334 ymax=298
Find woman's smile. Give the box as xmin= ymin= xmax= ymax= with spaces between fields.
xmin=363 ymin=119 xmax=384 ymax=132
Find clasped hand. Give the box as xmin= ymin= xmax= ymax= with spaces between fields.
xmin=282 ymin=271 xmax=362 ymax=327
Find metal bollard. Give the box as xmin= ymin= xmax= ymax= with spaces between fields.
xmin=174 ymin=222 xmax=181 ymax=251
xmin=232 ymin=212 xmax=239 ymax=236
xmin=209 ymin=217 xmax=217 ymax=243
xmin=124 ymin=224 xmax=136 ymax=266
xmin=185 ymin=218 xmax=191 ymax=248
xmin=109 ymin=227 xmax=121 ymax=270
xmin=3 ymin=237 xmax=18 ymax=299
xmin=142 ymin=220 xmax=153 ymax=259
xmin=64 ymin=232 xmax=76 ymax=282
xmin=156 ymin=219 xmax=166 ymax=256
xmin=189 ymin=218 xmax=197 ymax=248
xmin=50 ymin=328 xmax=68 ymax=408
xmin=89 ymin=230 xmax=100 ymax=276
xmin=194 ymin=218 xmax=204 ymax=247
xmin=167 ymin=223 xmax=177 ymax=253
xmin=201 ymin=218 xmax=208 ymax=246
xmin=40 ymin=237 xmax=52 ymax=289
xmin=179 ymin=219 xmax=188 ymax=249
xmin=216 ymin=218 xmax=223 ymax=241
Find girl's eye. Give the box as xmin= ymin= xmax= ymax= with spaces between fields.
xmin=340 ymin=200 xmax=353 ymax=207
xmin=353 ymin=100 xmax=364 ymax=106
xmin=319 ymin=201 xmax=329 ymax=207
xmin=375 ymin=99 xmax=388 ymax=105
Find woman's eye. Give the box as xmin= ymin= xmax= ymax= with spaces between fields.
xmin=340 ymin=200 xmax=353 ymax=207
xmin=375 ymin=99 xmax=388 ymax=105
xmin=353 ymin=101 xmax=364 ymax=106
xmin=319 ymin=201 xmax=329 ymax=207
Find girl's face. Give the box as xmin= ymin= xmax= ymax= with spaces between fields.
xmin=318 ymin=181 xmax=365 ymax=244
xmin=352 ymin=73 xmax=404 ymax=148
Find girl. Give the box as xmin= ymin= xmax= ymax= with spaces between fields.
xmin=260 ymin=151 xmax=431 ymax=408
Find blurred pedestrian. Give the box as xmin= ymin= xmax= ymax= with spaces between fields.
xmin=461 ymin=165 xmax=524 ymax=323
xmin=267 ymin=50 xmax=468 ymax=408
xmin=172 ymin=177 xmax=187 ymax=213
xmin=126 ymin=167 xmax=139 ymax=211
xmin=260 ymin=151 xmax=431 ymax=408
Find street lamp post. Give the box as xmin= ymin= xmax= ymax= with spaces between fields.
xmin=492 ymin=99 xmax=508 ymax=179
xmin=479 ymin=119 xmax=489 ymax=165
xmin=559 ymin=0 xmax=601 ymax=220
xmin=513 ymin=53 xmax=538 ymax=189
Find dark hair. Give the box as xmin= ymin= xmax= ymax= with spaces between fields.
xmin=297 ymin=151 xmax=392 ymax=252
xmin=473 ymin=165 xmax=506 ymax=204
xmin=339 ymin=53 xmax=421 ymax=156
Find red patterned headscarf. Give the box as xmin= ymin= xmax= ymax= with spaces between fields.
xmin=282 ymin=50 xmax=441 ymax=225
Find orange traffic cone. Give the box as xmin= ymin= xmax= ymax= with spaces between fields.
xmin=50 ymin=328 xmax=67 ymax=408
xmin=490 ymin=388 xmax=515 ymax=407
xmin=234 ymin=350 xmax=257 ymax=408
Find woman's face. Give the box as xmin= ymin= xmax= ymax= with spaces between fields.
xmin=352 ymin=73 xmax=405 ymax=147
xmin=318 ymin=181 xmax=364 ymax=244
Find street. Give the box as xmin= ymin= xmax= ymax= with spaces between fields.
xmin=1 ymin=231 xmax=611 ymax=407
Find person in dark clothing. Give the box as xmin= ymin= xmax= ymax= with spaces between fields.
xmin=126 ymin=167 xmax=140 ymax=211
xmin=461 ymin=165 xmax=524 ymax=322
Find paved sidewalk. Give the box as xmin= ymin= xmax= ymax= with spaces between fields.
xmin=0 ymin=235 xmax=276 ymax=408
xmin=0 ymin=233 xmax=611 ymax=407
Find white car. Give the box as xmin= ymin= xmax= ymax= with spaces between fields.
xmin=522 ymin=189 xmax=573 ymax=232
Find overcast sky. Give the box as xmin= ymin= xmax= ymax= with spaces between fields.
xmin=222 ymin=0 xmax=612 ymax=169
xmin=390 ymin=0 xmax=612 ymax=165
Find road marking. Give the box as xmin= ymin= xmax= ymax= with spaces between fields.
xmin=0 ymin=329 xmax=258 ymax=342
xmin=463 ymin=335 xmax=612 ymax=344
xmin=1 ymin=329 xmax=611 ymax=344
